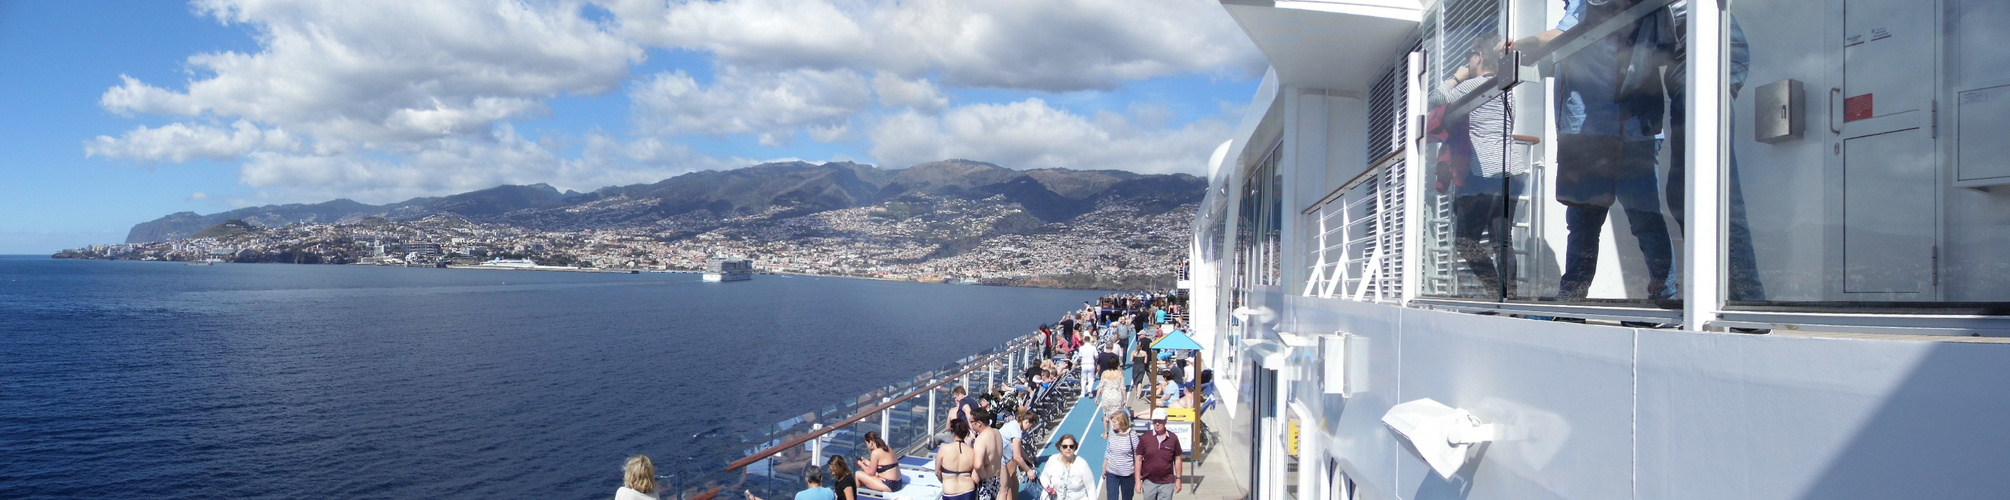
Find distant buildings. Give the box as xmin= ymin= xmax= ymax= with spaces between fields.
xmin=57 ymin=196 xmax=1190 ymax=287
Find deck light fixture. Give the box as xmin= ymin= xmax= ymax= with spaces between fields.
xmin=1382 ymin=398 xmax=1496 ymax=479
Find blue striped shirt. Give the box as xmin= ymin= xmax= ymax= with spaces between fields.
xmin=1104 ymin=432 xmax=1138 ymax=476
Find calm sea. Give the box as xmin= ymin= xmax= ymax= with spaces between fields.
xmin=0 ymin=256 xmax=1100 ymax=499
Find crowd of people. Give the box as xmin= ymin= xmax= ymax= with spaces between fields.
xmin=610 ymin=291 xmax=1202 ymax=500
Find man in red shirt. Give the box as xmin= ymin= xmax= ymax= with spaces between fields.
xmin=1135 ymin=408 xmax=1183 ymax=500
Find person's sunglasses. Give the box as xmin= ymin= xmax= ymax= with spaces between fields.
xmin=1059 ymin=443 xmax=1078 ymax=450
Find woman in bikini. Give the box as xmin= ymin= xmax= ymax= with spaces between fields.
xmin=854 ymin=432 xmax=904 ymax=493
xmin=937 ymin=419 xmax=978 ymax=500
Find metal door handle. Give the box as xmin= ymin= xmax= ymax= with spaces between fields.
xmin=1829 ymin=87 xmax=1842 ymax=134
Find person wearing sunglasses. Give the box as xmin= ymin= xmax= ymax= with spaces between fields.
xmin=1037 ymin=434 xmax=1093 ymax=500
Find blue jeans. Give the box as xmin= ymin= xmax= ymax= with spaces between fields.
xmin=1555 ymin=134 xmax=1675 ymax=300
xmin=1454 ymin=174 xmax=1529 ymax=299
xmin=1666 ymin=89 xmax=1766 ymax=301
xmin=1106 ymin=473 xmax=1135 ymax=500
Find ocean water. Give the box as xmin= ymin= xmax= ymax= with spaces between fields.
xmin=0 ymin=256 xmax=1100 ymax=499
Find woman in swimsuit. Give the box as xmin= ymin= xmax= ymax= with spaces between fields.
xmin=855 ymin=432 xmax=904 ymax=493
xmin=937 ymin=419 xmax=978 ymax=500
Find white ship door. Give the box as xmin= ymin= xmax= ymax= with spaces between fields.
xmin=1829 ymin=0 xmax=1940 ymax=299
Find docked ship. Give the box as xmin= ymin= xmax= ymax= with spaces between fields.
xmin=477 ymin=258 xmax=538 ymax=268
xmin=704 ymin=257 xmax=753 ymax=282
xmin=694 ymin=1 xmax=2010 ymax=499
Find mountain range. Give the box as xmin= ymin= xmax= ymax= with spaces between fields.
xmin=127 ymin=160 xmax=1206 ymax=243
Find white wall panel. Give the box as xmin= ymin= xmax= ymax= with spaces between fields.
xmin=1395 ymin=310 xmax=1635 ymax=500
xmin=1635 ymin=330 xmax=2010 ymax=499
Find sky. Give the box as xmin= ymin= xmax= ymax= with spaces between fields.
xmin=0 ymin=0 xmax=1263 ymax=254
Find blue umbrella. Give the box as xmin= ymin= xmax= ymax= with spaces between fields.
xmin=1151 ymin=330 xmax=1205 ymax=351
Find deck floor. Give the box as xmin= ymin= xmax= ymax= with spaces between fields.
xmin=1017 ymin=377 xmax=1249 ymax=500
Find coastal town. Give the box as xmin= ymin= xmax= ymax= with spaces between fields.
xmin=55 ymin=194 xmax=1192 ymax=289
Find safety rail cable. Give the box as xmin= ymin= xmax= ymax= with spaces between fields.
xmin=725 ymin=338 xmax=1034 ymax=472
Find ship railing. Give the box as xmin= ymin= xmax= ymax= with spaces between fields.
xmin=1303 ymin=149 xmax=1408 ymax=302
xmin=662 ymin=336 xmax=1047 ymax=500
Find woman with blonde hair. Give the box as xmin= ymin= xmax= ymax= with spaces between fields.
xmin=616 ymin=455 xmax=660 ymax=500
xmin=1102 ymin=412 xmax=1139 ymax=500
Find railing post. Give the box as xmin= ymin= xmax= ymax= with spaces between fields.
xmin=1684 ymin=0 xmax=1724 ymax=331
xmin=927 ymin=388 xmax=938 ymax=436
xmin=1009 ymin=347 xmax=1018 ymax=382
xmin=880 ymin=401 xmax=891 ymax=440
xmin=810 ymin=423 xmax=824 ymax=467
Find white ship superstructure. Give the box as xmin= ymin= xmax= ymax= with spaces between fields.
xmin=704 ymin=257 xmax=753 ymax=282
xmin=1188 ymin=1 xmax=2010 ymax=499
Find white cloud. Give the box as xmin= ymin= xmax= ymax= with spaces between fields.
xmin=871 ymin=72 xmax=948 ymax=112
xmin=599 ymin=0 xmax=1263 ymax=92
xmin=226 ymin=125 xmax=756 ymax=204
xmin=631 ymin=66 xmax=871 ymax=145
xmin=867 ymin=98 xmax=1231 ymax=174
xmin=92 ymin=0 xmax=648 ymax=201
xmin=89 ymin=0 xmax=1258 ymax=206
xmin=85 ymin=120 xmax=299 ymax=163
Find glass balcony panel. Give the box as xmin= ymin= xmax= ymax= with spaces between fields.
xmin=1476 ymin=0 xmax=1690 ymax=307
xmin=1722 ymin=0 xmax=2010 ymax=310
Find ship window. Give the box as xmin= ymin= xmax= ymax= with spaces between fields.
xmin=1237 ymin=141 xmax=1284 ymax=293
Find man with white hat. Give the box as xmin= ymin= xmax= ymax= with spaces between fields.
xmin=1135 ymin=408 xmax=1183 ymax=500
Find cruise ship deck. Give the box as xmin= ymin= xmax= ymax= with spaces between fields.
xmin=693 ymin=1 xmax=2010 ymax=498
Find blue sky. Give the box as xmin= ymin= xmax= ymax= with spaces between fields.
xmin=0 ymin=0 xmax=1262 ymax=254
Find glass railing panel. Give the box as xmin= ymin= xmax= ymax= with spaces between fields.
xmin=1439 ymin=0 xmax=1689 ymax=307
xmin=688 ymin=338 xmax=1034 ymax=500
xmin=1718 ymin=0 xmax=2010 ymax=310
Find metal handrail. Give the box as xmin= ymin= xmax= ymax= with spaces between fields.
xmin=725 ymin=338 xmax=1032 ymax=472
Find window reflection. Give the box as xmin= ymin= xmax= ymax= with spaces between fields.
xmin=1724 ymin=0 xmax=2010 ymax=306
xmin=1420 ymin=0 xmax=1690 ymax=305
xmin=1406 ymin=0 xmax=2010 ymax=311
xmin=1236 ymin=142 xmax=1283 ymax=296
xmin=1518 ymin=0 xmax=1681 ymax=302
xmin=1434 ymin=34 xmax=1524 ymax=299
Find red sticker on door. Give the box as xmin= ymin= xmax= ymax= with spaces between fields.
xmin=1844 ymin=93 xmax=1873 ymax=122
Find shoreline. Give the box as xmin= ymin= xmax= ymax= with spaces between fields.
xmin=34 ymin=255 xmax=1149 ymax=291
